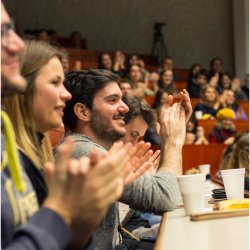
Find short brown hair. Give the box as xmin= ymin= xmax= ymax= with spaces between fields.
xmin=122 ymin=95 xmax=156 ymax=126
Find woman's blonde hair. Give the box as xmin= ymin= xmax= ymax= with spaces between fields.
xmin=2 ymin=40 xmax=64 ymax=169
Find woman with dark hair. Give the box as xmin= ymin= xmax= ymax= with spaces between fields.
xmin=187 ymin=63 xmax=202 ymax=85
xmin=152 ymin=89 xmax=169 ymax=109
xmin=217 ymin=72 xmax=233 ymax=94
xmin=158 ymin=69 xmax=178 ymax=95
xmin=98 ymin=53 xmax=113 ymax=71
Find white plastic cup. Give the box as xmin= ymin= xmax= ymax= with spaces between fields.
xmin=177 ymin=174 xmax=206 ymax=215
xmin=199 ymin=164 xmax=210 ymax=175
xmin=221 ymin=168 xmax=245 ymax=199
xmin=195 ymin=111 xmax=203 ymax=120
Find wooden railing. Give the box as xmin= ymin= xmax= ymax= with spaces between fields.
xmin=151 ymin=144 xmax=227 ymax=175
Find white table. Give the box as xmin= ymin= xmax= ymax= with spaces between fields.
xmin=154 ymin=208 xmax=249 ymax=250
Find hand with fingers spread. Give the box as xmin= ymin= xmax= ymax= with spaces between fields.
xmin=179 ymin=89 xmax=193 ymax=122
xmin=121 ymin=141 xmax=155 ymax=185
xmin=160 ymin=102 xmax=186 ymax=145
xmin=43 ymin=138 xmax=134 ymax=248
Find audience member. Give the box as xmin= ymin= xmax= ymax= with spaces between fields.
xmin=98 ymin=53 xmax=113 ymax=71
xmin=152 ymin=89 xmax=169 ymax=109
xmin=128 ymin=64 xmax=154 ymax=97
xmin=61 ymin=69 xmax=192 ymax=249
xmin=60 ymin=50 xmax=70 ymax=74
xmin=187 ymin=63 xmax=202 ymax=87
xmin=194 ymin=85 xmax=222 ymax=118
xmin=209 ymin=108 xmax=236 ymax=144
xmin=113 ymin=50 xmax=127 ymax=77
xmin=208 ymin=57 xmax=224 ymax=87
xmin=1 ymin=36 xmax=130 ymax=249
xmin=221 ymin=89 xmax=248 ymax=120
xmin=188 ymin=68 xmax=208 ymax=98
xmin=69 ymin=31 xmax=86 ymax=49
xmin=231 ymin=77 xmax=248 ymax=100
xmin=121 ymin=95 xmax=156 ymax=145
xmin=1 ymin=4 xmax=89 ymax=249
xmin=147 ymin=72 xmax=160 ymax=94
xmin=48 ymin=29 xmax=59 ymax=45
xmin=185 ymin=115 xmax=209 ymax=145
xmin=37 ymin=29 xmax=50 ymax=43
xmin=119 ymin=79 xmax=133 ymax=96
xmin=217 ymin=72 xmax=232 ymax=94
xmin=158 ymin=69 xmax=178 ymax=95
xmin=242 ymin=73 xmax=249 ymax=99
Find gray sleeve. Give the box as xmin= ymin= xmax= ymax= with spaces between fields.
xmin=55 ymin=140 xmax=106 ymax=160
xmin=119 ymin=170 xmax=179 ymax=213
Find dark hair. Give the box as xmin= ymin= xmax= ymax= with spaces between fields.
xmin=209 ymin=57 xmax=223 ymax=68
xmin=122 ymin=95 xmax=155 ymax=126
xmin=63 ymin=69 xmax=118 ymax=130
xmin=152 ymin=89 xmax=166 ymax=109
xmin=98 ymin=53 xmax=112 ymax=69
xmin=195 ymin=68 xmax=208 ymax=80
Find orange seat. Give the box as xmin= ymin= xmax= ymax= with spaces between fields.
xmin=47 ymin=125 xmax=65 ymax=147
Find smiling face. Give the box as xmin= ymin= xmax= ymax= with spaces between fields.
xmin=102 ymin=54 xmax=112 ymax=70
xmin=204 ymin=87 xmax=217 ymax=102
xmin=1 ymin=3 xmax=26 ymax=95
xmin=162 ymin=69 xmax=173 ymax=86
xmin=89 ymin=81 xmax=129 ymax=143
xmin=225 ymin=90 xmax=235 ymax=105
xmin=130 ymin=65 xmax=142 ymax=82
xmin=221 ymin=74 xmax=232 ymax=89
xmin=32 ymin=56 xmax=71 ymax=133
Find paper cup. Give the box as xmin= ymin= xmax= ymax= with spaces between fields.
xmin=177 ymin=174 xmax=206 ymax=215
xmin=199 ymin=164 xmax=210 ymax=175
xmin=221 ymin=168 xmax=245 ymax=199
xmin=195 ymin=111 xmax=203 ymax=120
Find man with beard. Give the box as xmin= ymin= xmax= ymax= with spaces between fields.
xmin=62 ymin=69 xmax=192 ymax=250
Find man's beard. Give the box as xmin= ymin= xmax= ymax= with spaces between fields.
xmin=1 ymin=74 xmax=27 ymax=97
xmin=90 ymin=109 xmax=126 ymax=143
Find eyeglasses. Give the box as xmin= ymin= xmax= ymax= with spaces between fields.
xmin=1 ymin=20 xmax=16 ymax=48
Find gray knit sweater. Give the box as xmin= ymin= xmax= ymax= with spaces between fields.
xmin=60 ymin=133 xmax=179 ymax=250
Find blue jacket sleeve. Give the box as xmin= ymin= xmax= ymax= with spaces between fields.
xmin=3 ymin=207 xmax=72 ymax=250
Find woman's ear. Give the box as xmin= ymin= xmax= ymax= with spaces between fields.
xmin=74 ymin=103 xmax=91 ymax=122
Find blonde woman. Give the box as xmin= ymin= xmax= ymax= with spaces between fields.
xmin=2 ymin=40 xmax=136 ymax=248
xmin=194 ymin=84 xmax=223 ymax=118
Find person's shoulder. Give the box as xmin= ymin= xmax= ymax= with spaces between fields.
xmin=63 ymin=132 xmax=106 ymax=158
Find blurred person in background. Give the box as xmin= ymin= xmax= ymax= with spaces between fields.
xmin=220 ymin=89 xmax=248 ymax=120
xmin=209 ymin=108 xmax=236 ymax=144
xmin=194 ymin=85 xmax=222 ymax=118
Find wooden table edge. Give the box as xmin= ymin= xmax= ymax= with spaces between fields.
xmin=154 ymin=212 xmax=168 ymax=250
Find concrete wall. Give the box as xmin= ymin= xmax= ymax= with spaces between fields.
xmin=232 ymin=0 xmax=249 ymax=82
xmin=5 ymin=0 xmax=235 ymax=71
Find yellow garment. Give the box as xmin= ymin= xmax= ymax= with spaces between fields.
xmin=216 ymin=108 xmax=235 ymax=120
xmin=1 ymin=111 xmax=27 ymax=193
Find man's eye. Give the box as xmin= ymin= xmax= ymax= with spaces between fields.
xmin=109 ymin=98 xmax=116 ymax=103
xmin=131 ymin=131 xmax=140 ymax=138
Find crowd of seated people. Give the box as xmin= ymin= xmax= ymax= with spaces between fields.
xmin=19 ymin=26 xmax=250 ymax=149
